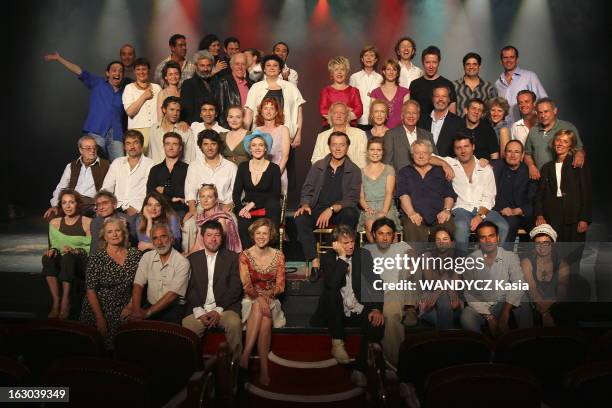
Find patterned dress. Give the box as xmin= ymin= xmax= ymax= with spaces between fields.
xmin=239 ymin=248 xmax=286 ymax=328
xmin=80 ymin=247 xmax=141 ymax=349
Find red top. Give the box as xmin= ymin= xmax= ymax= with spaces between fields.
xmin=239 ymin=249 xmax=285 ymax=299
xmin=319 ymin=85 xmax=363 ymax=126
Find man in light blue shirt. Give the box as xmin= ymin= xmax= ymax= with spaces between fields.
xmin=495 ymin=46 xmax=547 ymax=123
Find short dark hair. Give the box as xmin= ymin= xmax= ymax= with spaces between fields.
xmin=200 ymin=99 xmax=218 ymax=111
xmin=517 ymin=89 xmax=537 ymax=103
xmin=429 ymin=226 xmax=455 ymax=242
xmin=372 ymin=217 xmax=397 ymax=234
xmin=462 ymin=52 xmax=482 ymax=66
xmin=162 ymin=96 xmax=181 ymax=110
xmin=224 ymin=36 xmax=240 ymax=48
xmin=327 ymin=131 xmax=350 ymax=146
xmin=272 ymin=41 xmax=290 ymax=54
xmin=163 ymin=131 xmax=183 ymax=147
xmin=199 ymin=34 xmax=219 ymax=51
xmin=467 ymin=97 xmax=486 ymax=110
xmin=421 ymin=45 xmax=441 ymax=62
xmin=198 ymin=129 xmax=223 ymax=150
xmin=394 ymin=36 xmax=417 ymax=60
xmin=161 ymin=60 xmax=181 ymax=82
xmin=476 ymin=220 xmax=499 ymax=236
xmin=452 ymin=132 xmax=474 ymax=146
xmin=432 ymin=84 xmax=452 ymax=96
xmin=169 ymin=34 xmax=186 ymax=47
xmin=332 ymin=224 xmax=355 ymax=240
xmin=261 ymin=54 xmax=285 ymax=70
xmin=123 ymin=129 xmax=144 ymax=145
xmin=105 ymin=60 xmax=124 ymax=72
xmin=200 ymin=219 xmax=224 ymax=236
xmin=133 ymin=57 xmax=150 ymax=69
xmin=500 ymin=45 xmax=519 ymax=59
xmin=244 ymin=48 xmax=262 ymax=61
xmin=505 ymin=139 xmax=524 ymax=152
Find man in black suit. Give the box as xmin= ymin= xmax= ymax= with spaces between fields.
xmin=310 ymin=225 xmax=384 ymax=377
xmin=383 ymin=100 xmax=438 ymax=171
xmin=182 ymin=220 xmax=243 ymax=358
xmin=491 ymin=140 xmax=538 ymax=243
xmin=420 ymin=85 xmax=465 ymax=157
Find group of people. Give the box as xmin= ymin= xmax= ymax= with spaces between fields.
xmin=40 ymin=32 xmax=591 ymax=385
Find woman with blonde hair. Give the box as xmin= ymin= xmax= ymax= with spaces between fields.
xmin=319 ymin=56 xmax=363 ymax=128
xmin=487 ymin=96 xmax=511 ymax=156
xmin=239 ymin=218 xmax=285 ymax=386
xmin=366 ymin=99 xmax=390 ymax=140
xmin=80 ymin=218 xmax=141 ymax=349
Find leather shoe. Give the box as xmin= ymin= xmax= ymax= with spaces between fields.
xmin=309 ymin=267 xmax=320 ymax=283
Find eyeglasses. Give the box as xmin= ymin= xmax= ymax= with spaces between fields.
xmin=535 ymin=241 xmax=552 ymax=247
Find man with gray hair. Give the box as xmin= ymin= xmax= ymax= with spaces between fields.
xmin=122 ymin=223 xmax=190 ymax=324
xmin=44 ymin=135 xmax=110 ymax=219
xmin=212 ymin=52 xmax=253 ymax=128
xmin=396 ymin=138 xmax=457 ymax=242
xmin=180 ymin=50 xmax=216 ymax=124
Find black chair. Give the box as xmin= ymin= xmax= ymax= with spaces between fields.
xmin=424 ymin=363 xmax=541 ymax=408
xmin=113 ymin=321 xmax=203 ymax=406
xmin=564 ymin=360 xmax=612 ymax=408
xmin=44 ymin=357 xmax=153 ymax=408
xmin=494 ymin=327 xmax=589 ymax=394
xmin=397 ymin=330 xmax=491 ymax=395
xmin=592 ymin=330 xmax=612 ymax=361
xmin=9 ymin=319 xmax=104 ymax=377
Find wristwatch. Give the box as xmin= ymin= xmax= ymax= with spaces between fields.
xmin=329 ymin=205 xmax=335 ymax=213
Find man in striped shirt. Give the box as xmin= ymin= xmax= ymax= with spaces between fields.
xmin=453 ymin=52 xmax=497 ymax=116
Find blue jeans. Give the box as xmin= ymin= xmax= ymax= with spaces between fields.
xmin=421 ymin=292 xmax=461 ymax=329
xmin=88 ymin=128 xmax=123 ymax=161
xmin=452 ymin=208 xmax=509 ymax=253
xmin=460 ymin=300 xmax=533 ymax=333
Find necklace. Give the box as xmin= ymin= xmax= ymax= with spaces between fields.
xmin=134 ymin=81 xmax=150 ymax=91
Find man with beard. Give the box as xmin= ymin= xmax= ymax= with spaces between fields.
xmin=44 ymin=52 xmax=126 ymax=160
xmin=461 ymin=221 xmax=531 ymax=335
xmin=148 ymin=96 xmax=195 ymax=164
xmin=364 ymin=218 xmax=417 ymax=366
xmin=102 ymin=130 xmax=155 ymax=216
xmin=122 ymin=223 xmax=190 ymax=324
xmin=189 ymin=100 xmax=229 ymax=162
xmin=154 ymin=34 xmax=195 ymax=86
xmin=182 ymin=220 xmax=243 ymax=359
xmin=180 ymin=50 xmax=216 ymax=124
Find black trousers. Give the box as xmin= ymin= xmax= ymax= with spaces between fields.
xmin=236 ymin=198 xmax=281 ymax=248
xmin=41 ymin=252 xmax=87 ymax=282
xmin=295 ymin=206 xmax=359 ymax=261
xmin=310 ymin=287 xmax=384 ymax=371
xmin=504 ymin=215 xmax=533 ymax=243
xmin=142 ymin=301 xmax=185 ymax=325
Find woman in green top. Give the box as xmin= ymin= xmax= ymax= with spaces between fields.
xmin=42 ymin=189 xmax=92 ymax=319
xmin=220 ymin=105 xmax=251 ymax=165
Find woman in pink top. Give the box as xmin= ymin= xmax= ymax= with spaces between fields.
xmin=370 ymin=59 xmax=410 ymax=129
xmin=319 ymin=56 xmax=363 ymax=128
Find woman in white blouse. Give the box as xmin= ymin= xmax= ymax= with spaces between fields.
xmin=244 ymin=54 xmax=305 ymax=148
xmin=122 ymin=57 xmax=161 ymax=155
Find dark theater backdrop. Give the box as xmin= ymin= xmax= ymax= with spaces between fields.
xmin=4 ymin=0 xmax=610 ymax=233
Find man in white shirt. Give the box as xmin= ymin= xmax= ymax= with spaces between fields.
xmin=44 ymin=135 xmax=110 ymax=219
xmin=311 ymin=102 xmax=368 ymax=168
xmin=461 ymin=221 xmax=532 ymax=334
xmin=102 ymin=130 xmax=154 ymax=216
xmin=349 ymin=46 xmax=383 ymax=130
xmin=443 ymin=133 xmax=509 ymax=253
xmin=122 ymin=223 xmax=190 ymax=324
xmin=190 ymin=100 xmax=229 ymax=163
xmin=273 ymin=41 xmax=299 ymax=86
xmin=148 ymin=96 xmax=195 ymax=164
xmin=395 ymin=36 xmax=423 ymax=89
xmin=182 ymin=220 xmax=243 ymax=358
xmin=510 ymin=90 xmax=537 ymax=145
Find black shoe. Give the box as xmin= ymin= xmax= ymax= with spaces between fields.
xmin=309 ymin=267 xmax=320 ymax=282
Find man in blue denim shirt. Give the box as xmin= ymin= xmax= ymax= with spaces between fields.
xmin=44 ymin=52 xmax=126 ymax=160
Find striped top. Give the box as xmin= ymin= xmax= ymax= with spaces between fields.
xmin=453 ymin=76 xmax=497 ymax=116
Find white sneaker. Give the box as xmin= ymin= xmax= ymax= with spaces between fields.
xmin=331 ymin=339 xmax=350 ymax=364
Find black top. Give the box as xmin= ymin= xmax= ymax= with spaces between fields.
xmin=180 ymin=74 xmax=215 ymax=124
xmin=316 ymin=162 xmax=345 ymax=210
xmin=146 ymin=160 xmax=189 ymax=213
xmin=409 ymin=76 xmax=457 ymax=127
xmin=491 ymin=160 xmax=537 ymax=217
xmin=265 ymin=89 xmax=284 ymax=110
xmin=461 ymin=120 xmax=499 ymax=159
xmin=396 ymin=165 xmax=457 ymax=225
xmin=232 ymin=160 xmax=281 ymax=212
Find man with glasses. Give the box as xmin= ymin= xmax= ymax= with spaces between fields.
xmin=89 ymin=190 xmax=132 ymax=254
xmin=44 ymin=135 xmax=109 ymax=219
